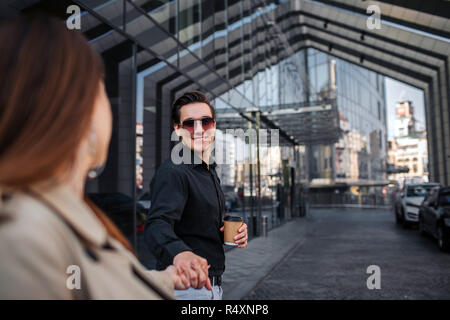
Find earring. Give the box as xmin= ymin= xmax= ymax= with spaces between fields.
xmin=87 ymin=164 xmax=105 ymax=179
xmin=86 ymin=130 xmax=104 ymax=179
xmin=87 ymin=168 xmax=98 ymax=179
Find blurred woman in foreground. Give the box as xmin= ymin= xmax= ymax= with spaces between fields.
xmin=0 ymin=15 xmax=193 ymax=299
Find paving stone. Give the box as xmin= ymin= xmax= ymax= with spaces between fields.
xmin=241 ymin=208 xmax=450 ymax=300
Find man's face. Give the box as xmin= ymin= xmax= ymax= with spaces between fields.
xmin=175 ymin=102 xmax=216 ymax=153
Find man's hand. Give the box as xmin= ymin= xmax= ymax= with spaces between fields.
xmin=220 ymin=223 xmax=248 ymax=248
xmin=173 ymin=251 xmax=212 ymax=290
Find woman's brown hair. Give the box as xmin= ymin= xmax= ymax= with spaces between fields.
xmin=0 ymin=15 xmax=134 ymax=253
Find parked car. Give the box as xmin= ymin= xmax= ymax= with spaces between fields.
xmin=136 ymin=192 xmax=151 ymax=232
xmin=138 ymin=191 xmax=151 ymax=211
xmin=224 ymin=191 xmax=238 ymax=212
xmin=418 ymin=186 xmax=450 ymax=252
xmin=222 ymin=186 xmax=238 ymax=213
xmin=394 ymin=183 xmax=440 ymax=227
xmin=86 ymin=193 xmax=148 ymax=240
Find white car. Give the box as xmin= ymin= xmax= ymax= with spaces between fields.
xmin=394 ymin=183 xmax=440 ymax=227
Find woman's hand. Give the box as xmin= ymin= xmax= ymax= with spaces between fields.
xmin=162 ymin=265 xmax=191 ymax=290
xmin=173 ymin=251 xmax=212 ymax=290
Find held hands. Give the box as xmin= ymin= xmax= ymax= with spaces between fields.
xmin=162 ymin=265 xmax=191 ymax=290
xmin=220 ymin=222 xmax=248 ymax=248
xmin=168 ymin=223 xmax=248 ymax=291
xmin=172 ymin=251 xmax=212 ymax=290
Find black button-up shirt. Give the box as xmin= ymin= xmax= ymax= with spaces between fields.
xmin=144 ymin=146 xmax=226 ymax=276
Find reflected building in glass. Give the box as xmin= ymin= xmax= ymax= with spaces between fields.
xmin=214 ymin=46 xmax=388 ymax=190
xmin=2 ymin=0 xmax=389 ymax=255
xmin=305 ymin=49 xmax=388 ymax=185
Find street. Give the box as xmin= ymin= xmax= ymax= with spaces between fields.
xmin=240 ymin=208 xmax=450 ymax=300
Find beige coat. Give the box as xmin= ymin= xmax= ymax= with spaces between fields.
xmin=0 ymin=182 xmax=175 ymax=300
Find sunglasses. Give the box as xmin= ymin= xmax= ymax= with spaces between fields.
xmin=180 ymin=117 xmax=215 ymax=134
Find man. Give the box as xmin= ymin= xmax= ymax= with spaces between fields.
xmin=145 ymin=91 xmax=248 ymax=300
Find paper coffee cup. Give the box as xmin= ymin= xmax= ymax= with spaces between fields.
xmin=223 ymin=215 xmax=243 ymax=246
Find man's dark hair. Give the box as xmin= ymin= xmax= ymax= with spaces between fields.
xmin=171 ymin=91 xmax=215 ymax=125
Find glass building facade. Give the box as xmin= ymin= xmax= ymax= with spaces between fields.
xmin=3 ymin=0 xmax=389 ymax=261
xmin=307 ymin=48 xmax=388 ymax=184
xmin=75 ymin=0 xmax=388 ymax=261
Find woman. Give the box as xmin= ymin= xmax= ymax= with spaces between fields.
xmin=0 ymin=15 xmax=191 ymax=299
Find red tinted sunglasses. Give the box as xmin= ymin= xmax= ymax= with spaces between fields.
xmin=180 ymin=117 xmax=215 ymax=133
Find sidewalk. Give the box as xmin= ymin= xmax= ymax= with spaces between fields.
xmin=222 ymin=217 xmax=311 ymax=300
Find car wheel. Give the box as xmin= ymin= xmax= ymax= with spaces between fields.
xmin=418 ymin=216 xmax=426 ymax=236
xmin=395 ymin=208 xmax=401 ymax=225
xmin=401 ymin=209 xmax=409 ymax=229
xmin=437 ymin=225 xmax=450 ymax=252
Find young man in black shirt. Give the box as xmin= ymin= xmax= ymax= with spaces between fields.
xmin=145 ymin=91 xmax=248 ymax=300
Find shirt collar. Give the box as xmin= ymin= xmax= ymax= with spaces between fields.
xmin=28 ymin=181 xmax=108 ymax=247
